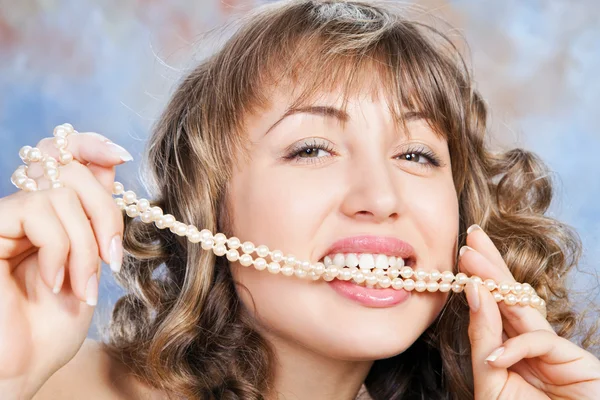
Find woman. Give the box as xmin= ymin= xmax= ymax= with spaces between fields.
xmin=1 ymin=0 xmax=598 ymax=399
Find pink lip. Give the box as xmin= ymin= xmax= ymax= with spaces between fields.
xmin=320 ymin=235 xmax=416 ymax=260
xmin=327 ymin=279 xmax=410 ymax=307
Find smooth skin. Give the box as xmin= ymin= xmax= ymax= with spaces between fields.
xmin=0 ymin=131 xmax=598 ymax=399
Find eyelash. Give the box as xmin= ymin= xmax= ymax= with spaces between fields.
xmin=284 ymin=140 xmax=443 ymax=168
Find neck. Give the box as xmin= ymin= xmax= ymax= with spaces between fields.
xmin=265 ymin=333 xmax=373 ymax=400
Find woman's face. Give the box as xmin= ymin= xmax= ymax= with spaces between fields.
xmin=228 ymin=84 xmax=459 ymax=361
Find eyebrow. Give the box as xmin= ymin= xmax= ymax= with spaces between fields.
xmin=263 ymin=105 xmax=428 ymax=136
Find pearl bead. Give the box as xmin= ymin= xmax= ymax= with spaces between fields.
xmin=294 ymin=269 xmax=307 ymax=279
xmin=326 ymin=266 xmax=339 ymax=277
xmin=226 ymin=249 xmax=239 ymax=262
xmin=400 ymin=266 xmax=413 ymax=279
xmin=162 ymin=214 xmax=176 ymax=228
xmin=150 ymin=206 xmax=163 ymax=220
xmin=365 ymin=274 xmax=378 ymax=286
xmin=308 ymin=271 xmax=320 ymax=280
xmin=155 ymin=218 xmax=166 ymax=229
xmin=112 ymin=182 xmax=124 ymax=195
xmin=267 ymin=262 xmax=280 ymax=274
xmin=511 ymin=283 xmax=523 ymax=295
xmin=504 ymin=293 xmax=517 ymax=306
xmin=387 ymin=267 xmax=400 ymax=279
xmin=201 ymin=239 xmax=215 ymax=250
xmin=28 ymin=148 xmax=42 ymax=162
xmin=284 ymin=254 xmax=296 ymax=265
xmin=53 ymin=125 xmax=68 ymax=138
xmin=50 ymin=180 xmax=63 ymax=189
xmin=429 ymin=269 xmax=441 ymax=282
xmin=239 ymin=254 xmax=253 ymax=267
xmin=339 ymin=268 xmax=352 ymax=281
xmin=189 ymin=230 xmax=202 ymax=243
xmin=451 ymin=282 xmax=463 ymax=293
xmin=539 ymin=298 xmax=546 ymax=309
xmin=253 ymin=258 xmax=267 ymax=271
xmin=518 ymin=295 xmax=530 ymax=306
xmin=498 ymin=281 xmax=512 ymax=295
xmin=281 ymin=265 xmax=294 ymax=276
xmin=439 ymin=282 xmax=452 ymax=292
xmin=14 ymin=175 xmax=27 ymax=187
xmin=374 ymin=268 xmax=386 ymax=278
xmin=114 ymin=198 xmax=126 ymax=209
xmin=414 ymin=269 xmax=429 ymax=281
xmin=171 ymin=222 xmax=187 ymax=236
xmin=313 ymin=262 xmax=325 ymax=275
xmin=415 ymin=280 xmax=427 ymax=292
xmin=200 ymin=229 xmax=213 ymax=241
xmin=213 ymin=233 xmax=227 ymax=245
xmin=391 ymin=278 xmax=404 ymax=290
xmin=300 ymin=260 xmax=312 ymax=271
xmin=403 ymin=279 xmax=415 ymax=291
xmin=522 ymin=283 xmax=533 ymax=294
xmin=59 ymin=150 xmax=73 ymax=164
xmin=470 ymin=275 xmax=483 ymax=285
xmin=126 ymin=205 xmax=139 ymax=218
xmin=213 ymin=244 xmax=227 ymax=256
xmin=455 ymin=273 xmax=468 ymax=285
xmin=484 ymin=279 xmax=497 ymax=291
xmin=19 ymin=145 xmax=32 ymax=161
xmin=136 ymin=199 xmax=150 ymax=213
xmin=441 ymin=271 xmax=454 ymax=282
xmin=492 ymin=292 xmax=504 ymax=302
xmin=53 ymin=136 xmax=67 ymax=149
xmin=270 ymin=250 xmax=284 ymax=262
xmin=226 ymin=236 xmax=241 ymax=249
xmin=426 ymin=282 xmax=439 ymax=292
xmin=122 ymin=191 xmax=136 ymax=204
xmin=140 ymin=210 xmax=153 ymax=222
xmin=44 ymin=167 xmax=59 ymax=180
xmin=352 ymin=270 xmax=365 ymax=284
xmin=256 ymin=245 xmax=269 ymax=258
xmin=23 ymin=178 xmax=37 ymax=191
xmin=379 ymin=276 xmax=391 ymax=288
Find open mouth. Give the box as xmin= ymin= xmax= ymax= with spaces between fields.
xmin=318 ymin=252 xmax=417 ymax=288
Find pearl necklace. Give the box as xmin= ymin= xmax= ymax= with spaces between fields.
xmin=11 ymin=124 xmax=547 ymax=316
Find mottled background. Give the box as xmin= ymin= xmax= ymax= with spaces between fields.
xmin=0 ymin=0 xmax=598 ymax=340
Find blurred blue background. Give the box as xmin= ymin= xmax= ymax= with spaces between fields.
xmin=0 ymin=0 xmax=598 ymax=340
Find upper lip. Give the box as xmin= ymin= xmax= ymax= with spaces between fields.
xmin=317 ymin=235 xmax=417 ymax=262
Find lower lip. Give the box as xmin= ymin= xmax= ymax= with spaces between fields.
xmin=327 ymin=279 xmax=410 ymax=308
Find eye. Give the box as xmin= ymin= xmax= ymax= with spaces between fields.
xmin=284 ymin=139 xmax=335 ymax=164
xmin=395 ymin=146 xmax=443 ymax=168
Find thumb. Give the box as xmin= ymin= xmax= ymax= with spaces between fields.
xmin=466 ymin=281 xmax=508 ymax=399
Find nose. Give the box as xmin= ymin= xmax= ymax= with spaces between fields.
xmin=339 ymin=153 xmax=401 ymax=224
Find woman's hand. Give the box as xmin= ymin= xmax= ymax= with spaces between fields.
xmin=459 ymin=224 xmax=600 ymax=399
xmin=0 ymin=131 xmax=131 ymax=399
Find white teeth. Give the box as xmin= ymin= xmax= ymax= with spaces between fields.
xmin=359 ymin=254 xmax=375 ymax=270
xmin=345 ymin=253 xmax=359 ymax=268
xmin=388 ymin=256 xmax=397 ymax=268
xmin=333 ymin=253 xmax=345 ymax=267
xmin=324 ymin=256 xmax=332 ymax=266
xmin=375 ymin=254 xmax=388 ymax=270
xmin=395 ymin=257 xmax=405 ymax=268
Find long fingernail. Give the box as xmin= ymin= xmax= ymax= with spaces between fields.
xmin=53 ymin=266 xmax=65 ymax=294
xmin=81 ymin=132 xmax=111 ymax=143
xmin=467 ymin=224 xmax=482 ymax=234
xmin=485 ymin=346 xmax=505 ymax=364
xmin=459 ymin=245 xmax=474 ymax=257
xmin=466 ymin=281 xmax=480 ymax=312
xmin=105 ymin=142 xmax=133 ymax=162
xmin=109 ymin=235 xmax=123 ymax=273
xmin=85 ymin=274 xmax=98 ymax=306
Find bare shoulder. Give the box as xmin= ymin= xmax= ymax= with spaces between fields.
xmin=33 ymin=339 xmax=165 ymax=400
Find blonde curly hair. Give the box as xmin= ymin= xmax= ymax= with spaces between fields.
xmin=100 ymin=1 xmax=598 ymax=398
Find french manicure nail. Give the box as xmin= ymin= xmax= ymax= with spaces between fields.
xmin=466 ymin=281 xmax=480 ymax=312
xmin=485 ymin=346 xmax=505 ymax=364
xmin=85 ymin=274 xmax=98 ymax=306
xmin=53 ymin=266 xmax=65 ymax=294
xmin=106 ymin=142 xmax=133 ymax=162
xmin=109 ymin=235 xmax=123 ymax=273
xmin=459 ymin=245 xmax=474 ymax=257
xmin=467 ymin=224 xmax=482 ymax=235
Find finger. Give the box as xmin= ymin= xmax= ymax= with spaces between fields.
xmin=459 ymin=244 xmax=554 ymax=335
xmin=486 ymin=330 xmax=600 ymax=384
xmin=465 ymin=281 xmax=508 ymax=398
xmin=48 ymin=188 xmax=101 ymax=305
xmin=0 ymin=192 xmax=69 ymax=293
xmin=466 ymin=224 xmax=507 ymax=268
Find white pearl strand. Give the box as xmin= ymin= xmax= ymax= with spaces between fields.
xmin=11 ymin=124 xmax=547 ymax=316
